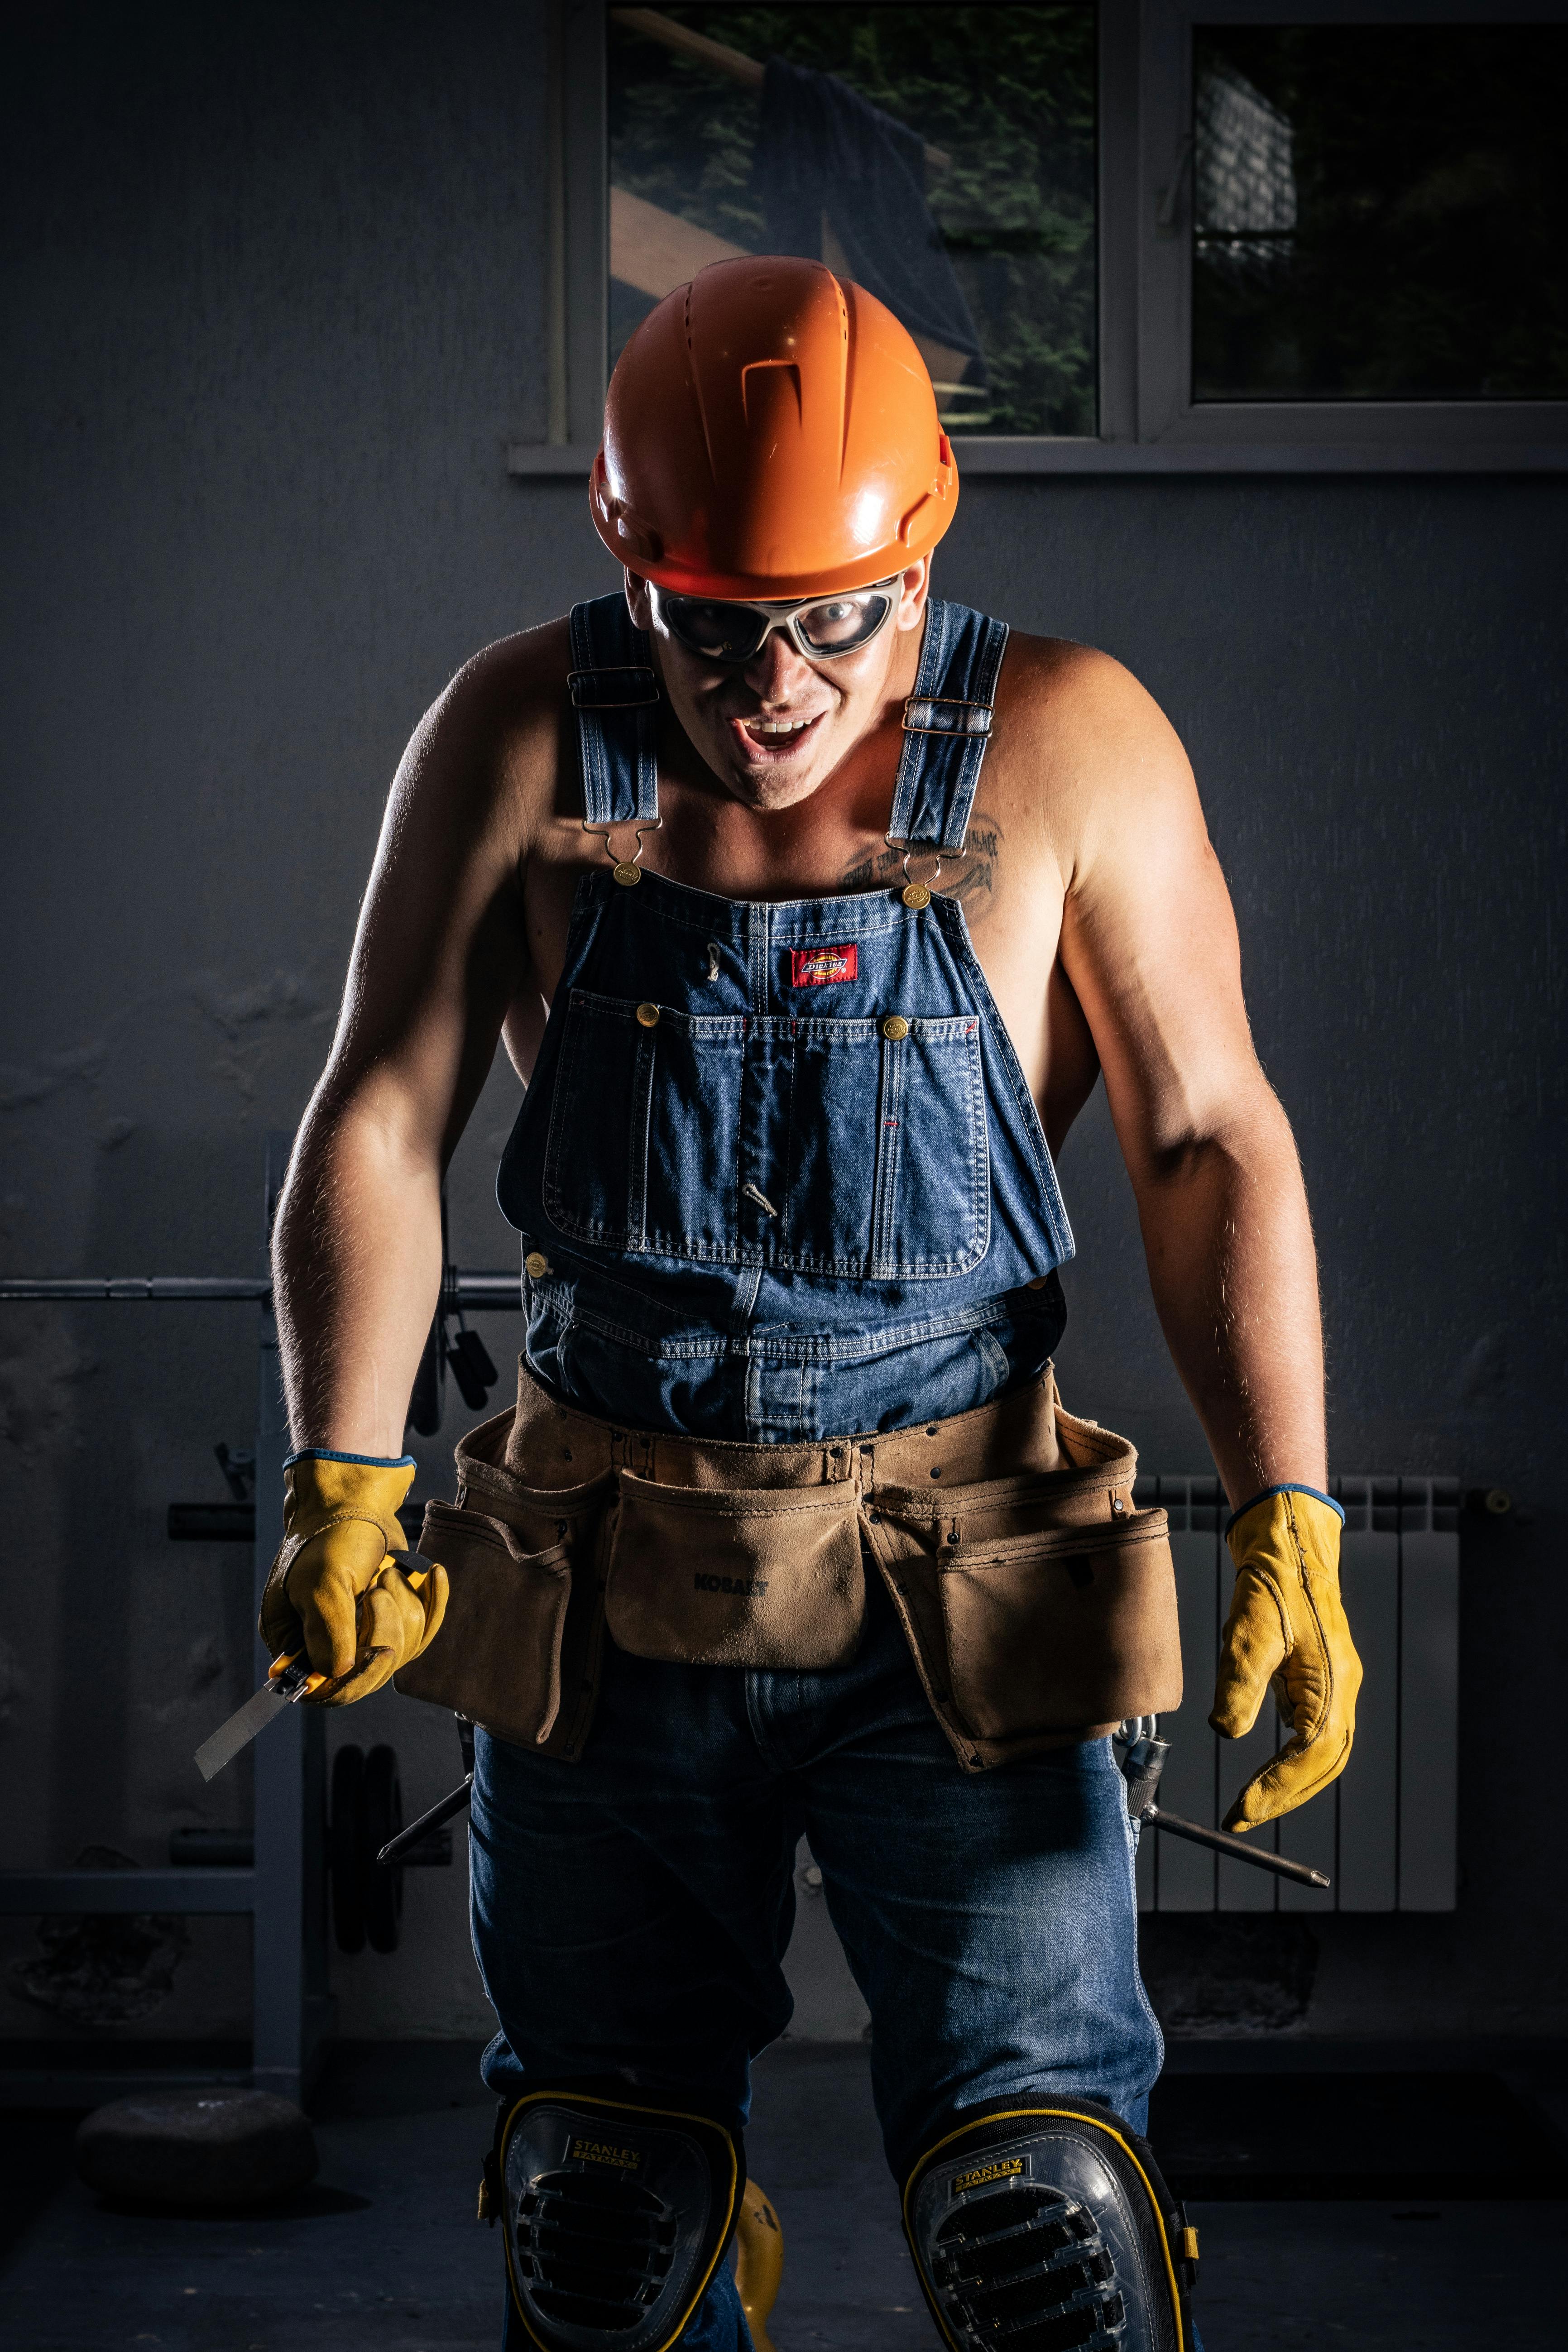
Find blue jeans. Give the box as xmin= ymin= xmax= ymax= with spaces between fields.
xmin=471 ymin=1570 xmax=1163 ymax=2348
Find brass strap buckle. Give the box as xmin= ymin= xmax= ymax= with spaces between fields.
xmin=901 ymin=694 xmax=994 ymax=738
xmin=582 ymin=813 xmax=664 ymax=881
xmin=883 ymin=834 xmax=954 ymax=898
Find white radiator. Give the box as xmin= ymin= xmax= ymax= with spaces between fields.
xmin=1134 ymin=1477 xmax=1460 ymax=1915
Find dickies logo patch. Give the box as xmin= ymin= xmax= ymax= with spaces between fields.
xmin=790 ymin=944 xmax=858 ymax=987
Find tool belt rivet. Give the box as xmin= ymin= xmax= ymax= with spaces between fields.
xmin=636 ymin=1001 xmax=661 ymax=1027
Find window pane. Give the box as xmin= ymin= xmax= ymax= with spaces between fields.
xmin=1193 ymin=24 xmax=1568 ymax=402
xmin=608 ymin=4 xmax=1098 ymax=436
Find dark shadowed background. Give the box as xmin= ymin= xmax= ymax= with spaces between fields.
xmin=1 ymin=0 xmax=1563 ymax=2061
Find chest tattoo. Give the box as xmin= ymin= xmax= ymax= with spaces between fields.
xmin=838 ymin=810 xmax=1003 ymax=906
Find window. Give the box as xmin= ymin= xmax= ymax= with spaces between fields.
xmin=1137 ymin=0 xmax=1568 ymax=455
xmin=1191 ymin=25 xmax=1568 ymax=403
xmin=608 ymin=5 xmax=1098 ymax=436
xmin=516 ymin=0 xmax=1568 ymax=476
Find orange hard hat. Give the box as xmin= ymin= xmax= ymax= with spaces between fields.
xmin=590 ymin=256 xmax=959 ymax=601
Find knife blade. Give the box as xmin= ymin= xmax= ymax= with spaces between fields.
xmin=193 ymin=1552 xmax=433 ymax=1782
xmin=193 ymin=1652 xmax=325 ymax=1782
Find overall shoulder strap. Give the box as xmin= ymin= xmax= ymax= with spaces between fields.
xmin=885 ymin=599 xmax=1009 ymax=853
xmin=567 ymin=593 xmax=661 ymax=827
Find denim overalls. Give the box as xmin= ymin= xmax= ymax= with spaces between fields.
xmin=476 ymin=593 xmax=1163 ymax=2352
xmin=496 ymin=590 xmax=1075 ymax=1444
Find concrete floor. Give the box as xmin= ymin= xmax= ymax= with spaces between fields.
xmin=2 ymin=2044 xmax=1566 ymax=2350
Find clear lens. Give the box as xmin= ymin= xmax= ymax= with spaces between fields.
xmin=657 ymin=584 xmax=896 ymax=663
xmin=795 ymin=592 xmax=892 ymax=653
xmin=660 ymin=598 xmax=770 ymax=662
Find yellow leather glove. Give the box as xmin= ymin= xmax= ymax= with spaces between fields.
xmin=1209 ymin=1486 xmax=1362 ymax=1832
xmin=259 ymin=1453 xmax=448 ymax=1706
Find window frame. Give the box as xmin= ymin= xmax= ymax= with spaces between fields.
xmin=1136 ymin=0 xmax=1568 ymax=456
xmin=509 ymin=0 xmax=1568 ymax=478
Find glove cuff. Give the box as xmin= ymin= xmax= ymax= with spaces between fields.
xmin=263 ymin=1455 xmax=418 ymax=1656
xmin=1225 ymin=1484 xmax=1343 ymax=1570
xmin=282 ymin=1452 xmax=417 ymax=1544
xmin=1224 ymin=1482 xmax=1343 ymax=1540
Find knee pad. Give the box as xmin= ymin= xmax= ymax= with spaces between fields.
xmin=901 ymin=2095 xmax=1198 ymax=2352
xmin=484 ymin=2081 xmax=744 ymax=2352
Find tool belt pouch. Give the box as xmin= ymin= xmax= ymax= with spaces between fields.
xmin=866 ymin=1408 xmax=1184 ymax=1771
xmin=393 ymin=1409 xmax=614 ymax=1761
xmin=605 ymin=1474 xmax=865 ymax=1669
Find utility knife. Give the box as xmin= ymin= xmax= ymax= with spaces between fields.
xmin=193 ymin=1552 xmax=433 ymax=1782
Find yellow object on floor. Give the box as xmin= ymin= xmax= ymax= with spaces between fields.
xmin=734 ymin=2180 xmax=784 ymax=2352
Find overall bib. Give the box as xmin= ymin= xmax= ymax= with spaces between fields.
xmin=471 ymin=594 xmax=1165 ymax=2350
xmin=495 ymin=592 xmax=1074 ymax=1442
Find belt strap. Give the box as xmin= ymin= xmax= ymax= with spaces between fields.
xmin=491 ymin=1361 xmax=1079 ymax=1498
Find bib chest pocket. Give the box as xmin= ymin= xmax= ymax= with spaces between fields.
xmin=785 ymin=1012 xmax=989 ymax=1276
xmin=542 ymin=990 xmax=748 ymax=1259
xmin=542 ymin=991 xmax=990 ymax=1278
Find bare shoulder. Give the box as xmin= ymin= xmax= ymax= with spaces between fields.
xmin=390 ymin=617 xmax=572 ymax=865
xmin=993 ymin=631 xmax=1204 ymax=885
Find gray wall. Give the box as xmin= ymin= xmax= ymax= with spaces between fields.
xmin=2 ymin=3 xmax=1563 ymax=2052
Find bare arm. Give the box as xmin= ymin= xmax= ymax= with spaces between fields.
xmin=273 ymin=641 xmax=549 ymax=1454
xmin=1047 ymin=654 xmax=1324 ymax=1508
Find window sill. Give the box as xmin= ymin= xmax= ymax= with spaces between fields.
xmin=507 ymin=437 xmax=1568 ymax=479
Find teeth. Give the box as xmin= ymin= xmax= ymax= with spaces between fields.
xmin=747 ymin=717 xmax=814 ymax=738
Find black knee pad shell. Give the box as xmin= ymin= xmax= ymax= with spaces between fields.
xmin=902 ymin=2095 xmax=1198 ymax=2352
xmin=485 ymin=2083 xmax=744 ymax=2352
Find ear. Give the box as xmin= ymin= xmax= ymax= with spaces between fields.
xmin=623 ymin=569 xmax=653 ymax=630
xmin=895 ymin=558 xmax=932 ymax=632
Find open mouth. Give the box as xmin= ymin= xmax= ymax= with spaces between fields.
xmin=728 ymin=710 xmax=827 ymax=760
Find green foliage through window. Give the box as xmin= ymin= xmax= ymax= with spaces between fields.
xmin=608 ymin=5 xmax=1098 ymax=437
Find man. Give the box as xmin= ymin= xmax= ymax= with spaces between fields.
xmin=264 ymin=260 xmax=1359 ymax=2351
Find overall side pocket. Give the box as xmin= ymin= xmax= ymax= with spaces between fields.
xmin=605 ymin=1473 xmax=865 ymax=1668
xmin=395 ymin=1502 xmax=573 ymax=1749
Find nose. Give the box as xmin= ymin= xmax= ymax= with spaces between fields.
xmin=741 ymin=629 xmax=816 ymax=707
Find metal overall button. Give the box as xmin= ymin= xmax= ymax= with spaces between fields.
xmin=882 ymin=1014 xmax=910 ymax=1041
xmin=636 ymin=1002 xmax=661 ymax=1027
xmin=524 ymin=1251 xmax=551 ymax=1279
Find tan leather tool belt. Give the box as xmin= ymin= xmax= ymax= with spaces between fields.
xmin=395 ymin=1360 xmax=1182 ymax=1774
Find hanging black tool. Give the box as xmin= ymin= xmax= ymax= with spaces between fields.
xmin=407 ymin=1194 xmax=502 ymax=1434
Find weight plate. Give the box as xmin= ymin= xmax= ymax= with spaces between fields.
xmin=330 ymin=1744 xmax=367 ymax=1954
xmin=364 ymin=1744 xmax=404 ymax=1954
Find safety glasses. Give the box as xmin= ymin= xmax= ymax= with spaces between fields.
xmin=650 ymin=578 xmax=902 ymax=665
